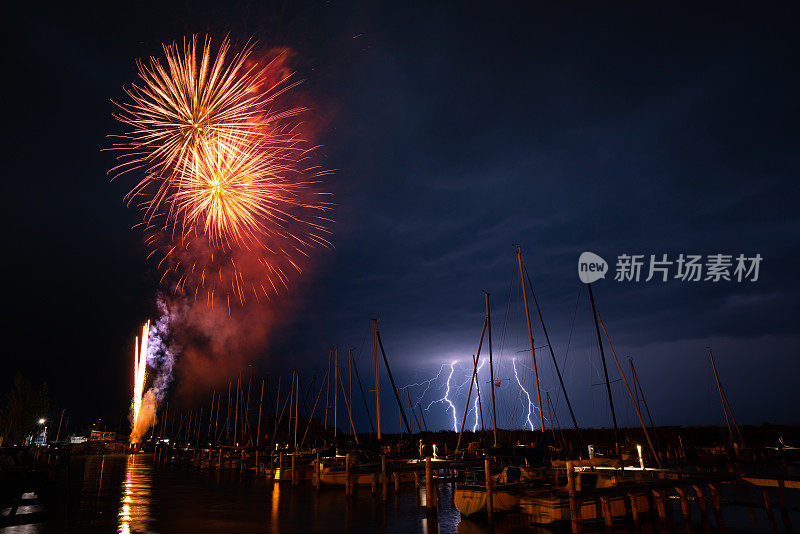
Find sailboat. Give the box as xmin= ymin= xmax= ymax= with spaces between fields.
xmin=454 ymin=247 xmax=657 ymax=523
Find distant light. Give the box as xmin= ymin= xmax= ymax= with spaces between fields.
xmin=38 ymin=418 xmax=46 ymax=424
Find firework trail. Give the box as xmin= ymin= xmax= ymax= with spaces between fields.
xmin=130 ymin=321 xmax=151 ymax=443
xmin=129 ymin=298 xmax=180 ymax=444
xmin=110 ymin=35 xmax=332 ymax=305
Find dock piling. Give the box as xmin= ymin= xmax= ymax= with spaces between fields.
xmin=692 ymin=484 xmax=712 ymax=533
xmin=381 ymin=455 xmax=387 ymax=501
xmin=484 ymin=457 xmax=493 ymax=523
xmin=708 ymin=484 xmax=726 ymax=533
xmin=675 ymin=487 xmax=694 ymax=533
xmin=775 ymin=481 xmax=794 ymax=533
xmin=761 ymin=488 xmax=779 ymax=534
xmin=425 ymin=457 xmax=437 ymax=513
xmin=566 ymin=461 xmax=581 ymax=533
xmin=628 ymin=492 xmax=641 ymax=529
xmin=269 ymin=452 xmax=275 ymax=482
xmin=315 ymin=451 xmax=321 ymax=491
xmin=653 ymin=489 xmax=668 ymax=524
xmin=600 ymin=496 xmax=613 ymax=531
xmin=345 ymin=453 xmax=353 ymax=496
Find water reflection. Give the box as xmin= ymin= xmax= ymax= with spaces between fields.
xmin=30 ymin=454 xmax=766 ymax=533
xmin=118 ymin=454 xmax=152 ymax=534
xmin=270 ymin=482 xmax=280 ymax=534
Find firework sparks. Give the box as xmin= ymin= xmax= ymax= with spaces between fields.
xmin=170 ymin=135 xmax=329 ymax=251
xmin=110 ymin=36 xmax=298 ymax=213
xmin=110 ymin=35 xmax=332 ymax=305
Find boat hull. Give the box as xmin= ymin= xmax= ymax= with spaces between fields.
xmin=519 ymin=492 xmax=651 ymax=524
xmin=320 ymin=469 xmax=415 ymax=487
xmin=454 ymin=484 xmax=523 ymax=515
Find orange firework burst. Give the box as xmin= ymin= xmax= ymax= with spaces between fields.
xmin=110 ymin=36 xmax=332 ymax=305
xmin=110 ymin=35 xmax=305 ymax=217
xmin=172 ymin=135 xmax=316 ymax=249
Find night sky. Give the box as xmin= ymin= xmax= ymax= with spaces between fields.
xmin=4 ymin=1 xmax=799 ymax=434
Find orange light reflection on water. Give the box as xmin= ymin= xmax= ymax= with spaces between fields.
xmin=270 ymin=481 xmax=280 ymax=534
xmin=118 ymin=454 xmax=152 ymax=534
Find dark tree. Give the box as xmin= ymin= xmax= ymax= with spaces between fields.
xmin=0 ymin=373 xmax=50 ymax=446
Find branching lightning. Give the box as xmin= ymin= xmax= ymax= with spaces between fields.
xmin=423 ymin=361 xmax=458 ymax=432
xmin=512 ymin=357 xmax=536 ymax=431
xmin=471 ymin=358 xmax=486 ymax=432
xmin=405 ymin=357 xmax=543 ymax=433
xmin=406 ymin=363 xmax=447 ymax=404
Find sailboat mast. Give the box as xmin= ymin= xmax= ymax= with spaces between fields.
xmin=630 ymin=359 xmax=657 ymax=431
xmin=587 ymin=283 xmax=621 ymax=455
xmin=708 ymin=348 xmax=745 ymax=447
xmin=256 ymin=381 xmax=264 ymax=447
xmin=349 ymin=348 xmax=353 ymax=426
xmin=334 ymin=347 xmax=338 ymax=439
xmin=486 ymin=293 xmax=498 ymax=447
xmin=517 ymin=246 xmax=546 ymax=432
xmin=373 ymin=318 xmax=381 ymax=440
xmin=324 ymin=348 xmax=331 ymax=431
xmin=455 ymin=319 xmax=487 ymax=453
xmin=520 ymin=252 xmax=581 ymax=435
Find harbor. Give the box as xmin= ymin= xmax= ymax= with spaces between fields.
xmin=3 ymin=426 xmax=800 ymax=532
xmin=3 ymin=245 xmax=799 ymax=532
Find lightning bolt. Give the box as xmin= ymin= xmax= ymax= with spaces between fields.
xmin=471 ymin=358 xmax=486 ymax=432
xmin=406 ymin=363 xmax=447 ymax=404
xmin=425 ymin=361 xmax=458 ymax=431
xmin=512 ymin=357 xmax=536 ymax=431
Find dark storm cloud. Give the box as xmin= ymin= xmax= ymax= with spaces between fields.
xmin=281 ymin=2 xmax=800 ymax=430
xmin=3 ymin=1 xmax=798 ymax=431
